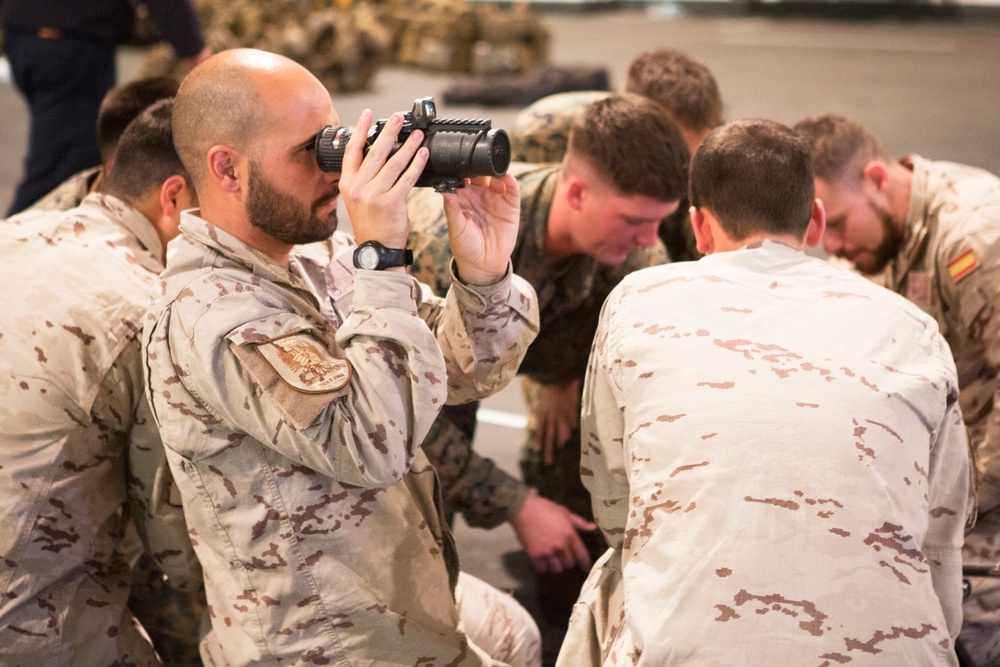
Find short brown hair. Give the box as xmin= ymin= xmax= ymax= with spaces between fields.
xmin=624 ymin=49 xmax=723 ymax=133
xmin=567 ymin=93 xmax=688 ymax=203
xmin=101 ymin=99 xmax=190 ymax=205
xmin=690 ymin=119 xmax=814 ymax=241
xmin=97 ymin=76 xmax=180 ymax=164
xmin=793 ymin=114 xmax=892 ymax=183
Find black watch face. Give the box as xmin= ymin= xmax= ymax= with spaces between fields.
xmin=357 ymin=244 xmax=381 ymax=270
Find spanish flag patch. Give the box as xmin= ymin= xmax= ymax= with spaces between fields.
xmin=947 ymin=248 xmax=980 ymax=282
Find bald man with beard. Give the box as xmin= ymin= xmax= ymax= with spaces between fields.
xmin=141 ymin=48 xmax=542 ymax=666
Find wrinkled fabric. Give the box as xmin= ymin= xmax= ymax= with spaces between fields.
xmin=879 ymin=156 xmax=1000 ymax=665
xmin=143 ymin=211 xmax=539 ymax=666
xmin=407 ymin=163 xmax=666 ymax=527
xmin=572 ymin=241 xmax=970 ymax=666
xmin=0 ymin=193 xmax=202 ymax=666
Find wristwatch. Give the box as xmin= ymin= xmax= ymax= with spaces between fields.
xmin=353 ymin=240 xmax=413 ymax=271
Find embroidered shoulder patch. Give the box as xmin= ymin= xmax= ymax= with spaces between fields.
xmin=256 ymin=333 xmax=352 ymax=393
xmin=947 ymin=248 xmax=980 ymax=282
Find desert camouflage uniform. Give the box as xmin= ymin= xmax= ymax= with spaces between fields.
xmin=27 ymin=166 xmax=103 ymax=212
xmin=142 ymin=211 xmax=540 ymax=666
xmin=0 ymin=194 xmax=203 ymax=666
xmin=565 ymin=240 xmax=971 ymax=666
xmin=407 ymin=163 xmax=666 ymax=527
xmin=874 ymin=156 xmax=1000 ymax=665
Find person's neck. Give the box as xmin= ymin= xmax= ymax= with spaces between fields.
xmin=543 ymin=187 xmax=579 ymax=262
xmin=884 ymin=160 xmax=915 ymax=232
xmin=199 ymin=203 xmax=293 ymax=270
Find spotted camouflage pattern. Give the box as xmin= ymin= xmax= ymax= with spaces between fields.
xmin=0 ymin=194 xmax=203 ymax=665
xmin=407 ymin=163 xmax=666 ymax=526
xmin=509 ymin=91 xmax=610 ymax=164
xmin=874 ymin=156 xmax=1000 ymax=665
xmin=26 ymin=166 xmax=103 ymax=213
xmin=571 ymin=240 xmax=971 ymax=665
xmin=142 ymin=211 xmax=539 ymax=666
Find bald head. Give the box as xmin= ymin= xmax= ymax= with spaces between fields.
xmin=172 ymin=49 xmax=324 ymax=189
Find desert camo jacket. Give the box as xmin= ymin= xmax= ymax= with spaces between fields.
xmin=576 ymin=241 xmax=971 ymax=666
xmin=142 ymin=211 xmax=539 ymax=666
xmin=880 ymin=156 xmax=1000 ymax=514
xmin=406 ymin=163 xmax=667 ymax=527
xmin=0 ymin=193 xmax=202 ymax=666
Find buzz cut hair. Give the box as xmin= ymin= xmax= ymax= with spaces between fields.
xmin=793 ymin=114 xmax=893 ymax=184
xmin=101 ymin=98 xmax=190 ymax=205
xmin=97 ymin=76 xmax=180 ymax=165
xmin=690 ymin=119 xmax=815 ymax=241
xmin=567 ymin=92 xmax=689 ymax=203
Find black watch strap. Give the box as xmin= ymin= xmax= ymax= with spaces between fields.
xmin=353 ymin=240 xmax=413 ymax=270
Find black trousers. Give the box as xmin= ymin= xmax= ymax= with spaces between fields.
xmin=4 ymin=29 xmax=115 ymax=215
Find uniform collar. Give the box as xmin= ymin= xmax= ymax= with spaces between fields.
xmin=78 ymin=192 xmax=165 ymax=273
xmin=178 ymin=209 xmax=333 ymax=293
xmin=892 ymin=154 xmax=929 ymax=282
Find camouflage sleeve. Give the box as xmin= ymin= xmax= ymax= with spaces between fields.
xmin=924 ymin=377 xmax=973 ymax=640
xmin=97 ymin=339 xmax=203 ymax=590
xmin=407 ymin=189 xmax=454 ymax=299
xmin=421 ymin=403 xmax=532 ymax=528
xmin=579 ymin=288 xmax=629 ymax=548
xmin=175 ymin=270 xmax=450 ymax=489
xmin=418 ymin=262 xmax=540 ymax=406
xmin=939 ymin=227 xmax=1000 ymax=512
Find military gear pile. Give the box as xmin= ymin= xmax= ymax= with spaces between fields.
xmin=136 ymin=0 xmax=552 ymax=92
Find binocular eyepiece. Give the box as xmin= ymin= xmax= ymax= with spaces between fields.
xmin=315 ymin=97 xmax=511 ymax=193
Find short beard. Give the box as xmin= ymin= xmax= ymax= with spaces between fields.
xmin=858 ymin=203 xmax=904 ymax=276
xmin=246 ymin=160 xmax=338 ymax=246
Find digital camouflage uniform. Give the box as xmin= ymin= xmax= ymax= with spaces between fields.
xmin=142 ymin=212 xmax=540 ymax=666
xmin=565 ymin=240 xmax=971 ymax=666
xmin=27 ymin=166 xmax=103 ymax=213
xmin=0 ymin=194 xmax=204 ymax=666
xmin=407 ymin=162 xmax=667 ymax=526
xmin=874 ymin=156 xmax=1000 ymax=665
xmin=511 ymin=89 xmax=700 ymax=271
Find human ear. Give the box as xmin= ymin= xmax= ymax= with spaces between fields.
xmin=207 ymin=145 xmax=242 ymax=194
xmin=862 ymin=161 xmax=889 ymax=192
xmin=690 ymin=206 xmax=714 ymax=255
xmin=565 ymin=177 xmax=586 ymax=212
xmin=803 ymin=198 xmax=827 ymax=249
xmin=159 ymin=175 xmax=190 ymax=218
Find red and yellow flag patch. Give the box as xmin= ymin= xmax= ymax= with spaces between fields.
xmin=947 ymin=248 xmax=980 ymax=282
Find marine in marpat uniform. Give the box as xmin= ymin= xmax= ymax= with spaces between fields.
xmin=408 ymin=93 xmax=689 ymax=661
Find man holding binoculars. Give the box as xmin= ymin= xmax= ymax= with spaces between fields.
xmin=142 ymin=48 xmax=542 ymax=666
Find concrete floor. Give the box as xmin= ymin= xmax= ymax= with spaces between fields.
xmin=2 ymin=0 xmax=999 ymax=653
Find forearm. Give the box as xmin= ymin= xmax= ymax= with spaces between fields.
xmin=428 ymin=261 xmax=539 ymax=405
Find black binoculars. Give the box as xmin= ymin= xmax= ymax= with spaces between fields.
xmin=315 ymin=96 xmax=511 ymax=193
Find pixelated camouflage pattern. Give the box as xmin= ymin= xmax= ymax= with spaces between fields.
xmin=879 ymin=156 xmax=1000 ymax=665
xmin=509 ymin=91 xmax=610 ymax=164
xmin=576 ymin=240 xmax=970 ymax=665
xmin=142 ymin=211 xmax=538 ymax=666
xmin=26 ymin=166 xmax=103 ymax=213
xmin=0 ymin=194 xmax=203 ymax=665
xmin=407 ymin=163 xmax=666 ymax=526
